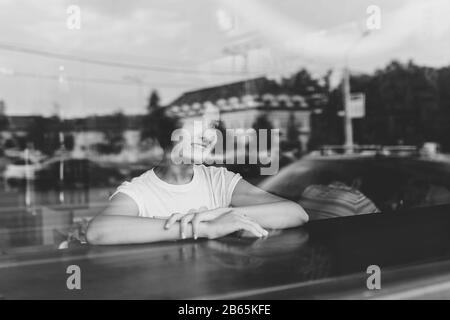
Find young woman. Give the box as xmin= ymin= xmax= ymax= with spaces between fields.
xmin=86 ymin=108 xmax=308 ymax=245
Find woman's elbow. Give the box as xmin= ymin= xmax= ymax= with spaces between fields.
xmin=298 ymin=205 xmax=309 ymax=224
xmin=290 ymin=202 xmax=309 ymax=226
xmin=86 ymin=220 xmax=106 ymax=245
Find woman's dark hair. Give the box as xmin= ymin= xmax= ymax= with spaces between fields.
xmin=141 ymin=108 xmax=181 ymax=150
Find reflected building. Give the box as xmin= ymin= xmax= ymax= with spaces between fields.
xmin=167 ymin=77 xmax=327 ymax=151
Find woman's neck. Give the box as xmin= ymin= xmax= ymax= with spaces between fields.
xmin=153 ymin=155 xmax=194 ymax=185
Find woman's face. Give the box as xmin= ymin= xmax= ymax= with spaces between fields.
xmin=170 ymin=107 xmax=220 ymax=164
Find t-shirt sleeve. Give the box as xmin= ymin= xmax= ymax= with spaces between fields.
xmin=222 ymin=168 xmax=242 ymax=206
xmin=109 ymin=180 xmax=145 ymax=217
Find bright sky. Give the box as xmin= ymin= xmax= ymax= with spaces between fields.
xmin=0 ymin=0 xmax=449 ymax=117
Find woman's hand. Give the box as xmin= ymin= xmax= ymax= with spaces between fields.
xmin=164 ymin=207 xmax=269 ymax=240
xmin=204 ymin=211 xmax=269 ymax=239
xmin=165 ymin=207 xmax=232 ymax=239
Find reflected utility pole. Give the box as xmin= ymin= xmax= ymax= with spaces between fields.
xmin=24 ymin=147 xmax=32 ymax=207
xmin=342 ymin=30 xmax=370 ymax=154
xmin=342 ymin=67 xmax=353 ymax=153
xmin=57 ymin=65 xmax=67 ymax=204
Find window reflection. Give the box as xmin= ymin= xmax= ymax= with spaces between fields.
xmin=1 ymin=1 xmax=450 ymax=257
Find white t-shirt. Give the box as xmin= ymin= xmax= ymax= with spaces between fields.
xmin=110 ymin=165 xmax=242 ymax=218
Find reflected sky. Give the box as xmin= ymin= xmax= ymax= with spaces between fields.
xmin=0 ymin=0 xmax=449 ymax=116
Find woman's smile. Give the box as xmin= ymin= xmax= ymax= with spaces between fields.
xmin=192 ymin=142 xmax=208 ymax=149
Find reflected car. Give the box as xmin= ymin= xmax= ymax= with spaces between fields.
xmin=259 ymin=154 xmax=450 ymax=217
xmin=4 ymin=157 xmax=41 ymax=183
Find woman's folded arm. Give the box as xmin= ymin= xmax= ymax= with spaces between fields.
xmin=231 ymin=179 xmax=309 ymax=229
xmin=86 ymin=214 xmax=203 ymax=245
xmin=86 ymin=193 xmax=203 ymax=245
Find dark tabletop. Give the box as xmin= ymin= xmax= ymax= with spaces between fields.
xmin=1 ymin=204 xmax=450 ymax=299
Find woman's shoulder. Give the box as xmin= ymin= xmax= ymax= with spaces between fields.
xmin=119 ymin=169 xmax=154 ymax=187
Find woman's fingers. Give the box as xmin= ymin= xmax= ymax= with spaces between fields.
xmin=164 ymin=212 xmax=184 ymax=229
xmin=166 ymin=208 xmax=254 ymax=240
xmin=180 ymin=213 xmax=194 ymax=239
xmin=191 ymin=210 xmax=224 ymax=239
xmin=191 ymin=208 xmax=232 ymax=239
xmin=236 ymin=221 xmax=264 ymax=238
xmin=191 ymin=216 xmax=201 ymax=240
xmin=238 ymin=217 xmax=268 ymax=237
